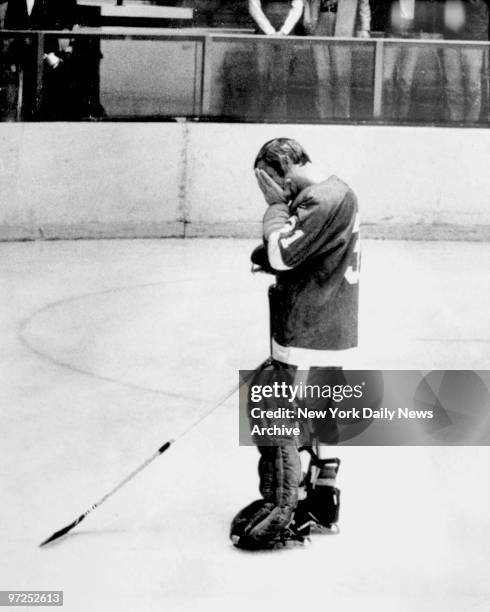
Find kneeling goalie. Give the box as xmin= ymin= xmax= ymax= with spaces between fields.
xmin=231 ymin=138 xmax=360 ymax=550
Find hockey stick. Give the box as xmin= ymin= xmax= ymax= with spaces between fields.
xmin=39 ymin=363 xmax=266 ymax=547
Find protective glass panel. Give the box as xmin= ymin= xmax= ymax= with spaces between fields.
xmin=205 ymin=36 xmax=376 ymax=123
xmin=0 ymin=33 xmax=201 ymax=120
xmin=99 ymin=38 xmax=201 ymax=118
xmin=381 ymin=39 xmax=489 ymax=124
xmin=1 ymin=31 xmax=488 ymax=125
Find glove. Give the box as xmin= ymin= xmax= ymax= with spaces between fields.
xmin=251 ymin=244 xmax=275 ymax=274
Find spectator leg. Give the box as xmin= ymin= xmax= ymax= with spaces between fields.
xmin=382 ymin=43 xmax=400 ymax=120
xmin=257 ymin=41 xmax=289 ymax=121
xmin=312 ymin=41 xmax=334 ymax=120
xmin=268 ymin=41 xmax=291 ymax=121
xmin=256 ymin=41 xmax=273 ymax=118
xmin=312 ymin=12 xmax=336 ymax=120
xmin=0 ymin=74 xmax=20 ymax=121
xmin=441 ymin=47 xmax=464 ymax=122
xmin=330 ymin=43 xmax=352 ymax=119
xmin=461 ymin=47 xmax=483 ymax=123
xmin=397 ymin=44 xmax=419 ymax=120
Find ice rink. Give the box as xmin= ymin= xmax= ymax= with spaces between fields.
xmin=1 ymin=237 xmax=489 ymax=612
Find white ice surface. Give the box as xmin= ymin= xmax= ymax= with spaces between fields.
xmin=0 ymin=239 xmax=489 ymax=612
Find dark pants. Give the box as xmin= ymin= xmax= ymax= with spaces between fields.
xmin=254 ymin=39 xmax=295 ymax=121
xmin=311 ymin=11 xmax=352 ymax=120
xmin=383 ymin=39 xmax=420 ymax=120
xmin=441 ymin=46 xmax=485 ymax=122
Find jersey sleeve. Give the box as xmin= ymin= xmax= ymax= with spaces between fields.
xmin=263 ymin=191 xmax=356 ymax=271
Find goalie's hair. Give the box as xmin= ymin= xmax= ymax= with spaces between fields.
xmin=254 ymin=138 xmax=311 ymax=178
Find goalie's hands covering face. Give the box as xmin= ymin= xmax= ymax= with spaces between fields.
xmin=254 ymin=167 xmax=289 ymax=206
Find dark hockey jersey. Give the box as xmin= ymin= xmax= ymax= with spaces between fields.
xmin=252 ymin=175 xmax=359 ymax=363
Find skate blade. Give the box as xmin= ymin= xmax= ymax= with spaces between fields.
xmin=270 ymin=536 xmax=311 ymax=550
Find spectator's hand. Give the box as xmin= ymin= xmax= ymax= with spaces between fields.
xmin=43 ymin=52 xmax=61 ymax=69
xmin=303 ymin=22 xmax=315 ymax=35
xmin=255 ymin=169 xmax=288 ymax=206
xmin=358 ymin=29 xmax=370 ymax=38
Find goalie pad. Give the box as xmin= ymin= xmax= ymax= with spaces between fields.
xmin=294 ymin=454 xmax=341 ymax=534
xmin=247 ymin=359 xmax=298 ymax=446
xmin=230 ymin=445 xmax=303 ymax=550
xmin=230 ymin=499 xmax=275 ymax=547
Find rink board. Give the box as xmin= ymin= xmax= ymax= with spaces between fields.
xmin=0 ymin=122 xmax=489 ymax=241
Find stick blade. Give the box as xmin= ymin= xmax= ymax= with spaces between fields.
xmin=39 ymin=514 xmax=85 ymax=547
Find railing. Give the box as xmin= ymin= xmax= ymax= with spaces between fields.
xmin=0 ymin=29 xmax=489 ymax=125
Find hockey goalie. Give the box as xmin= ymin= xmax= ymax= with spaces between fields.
xmin=230 ymin=138 xmax=360 ymax=550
